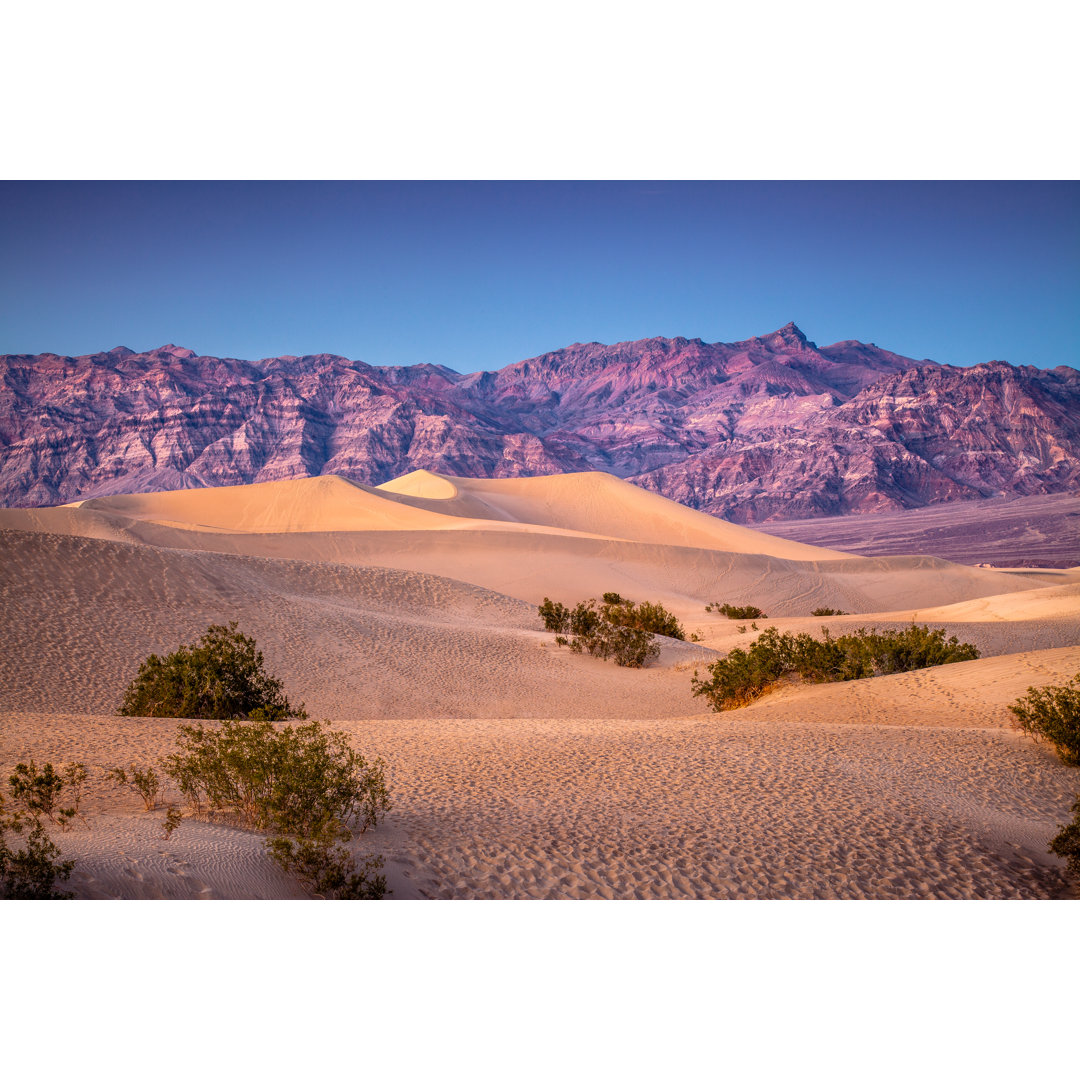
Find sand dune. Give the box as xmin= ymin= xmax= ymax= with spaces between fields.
xmin=1 ymin=469 xmax=1078 ymax=900
xmin=9 ymin=469 xmax=848 ymax=558
xmin=379 ymin=469 xmax=850 ymax=559
xmin=76 ymin=474 xmax=458 ymax=533
xmin=0 ymin=529 xmax=713 ymax=720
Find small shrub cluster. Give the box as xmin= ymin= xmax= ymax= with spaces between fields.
xmin=8 ymin=761 xmax=87 ymax=831
xmin=691 ymin=624 xmax=980 ymax=711
xmin=1049 ymin=796 xmax=1080 ymax=880
xmin=706 ymin=603 xmax=768 ymax=620
xmin=162 ymin=717 xmax=390 ymax=899
xmin=119 ymin=622 xmax=307 ymax=722
xmin=107 ymin=765 xmax=162 ymax=811
xmin=601 ymin=595 xmax=685 ymax=640
xmin=1009 ymin=673 xmax=1080 ymax=767
xmin=811 ymin=607 xmax=848 ymax=617
xmin=538 ymin=594 xmax=685 ymax=668
xmin=1 ymin=761 xmax=86 ymax=899
xmin=265 ymin=837 xmax=387 ymax=900
xmin=541 ymin=594 xmax=684 ymax=641
xmin=1007 ymin=673 xmax=1080 ymax=883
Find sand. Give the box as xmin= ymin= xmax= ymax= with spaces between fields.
xmin=1 ymin=469 xmax=1077 ymax=900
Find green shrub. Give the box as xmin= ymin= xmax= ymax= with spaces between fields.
xmin=1 ymin=761 xmax=84 ymax=899
xmin=8 ymin=761 xmax=87 ymax=832
xmin=539 ymin=597 xmax=668 ymax=668
xmin=538 ymin=598 xmax=570 ymax=634
xmin=0 ymin=797 xmax=74 ymax=899
xmin=1008 ymin=673 xmax=1080 ymax=766
xmin=163 ymin=807 xmax=183 ymax=838
xmin=811 ymin=607 xmax=848 ymax=617
xmin=567 ymin=618 xmax=661 ymax=669
xmin=602 ymin=597 xmax=685 ymax=641
xmin=161 ymin=717 xmax=391 ymax=898
xmin=266 ymin=837 xmax=387 ymax=899
xmin=162 ymin=717 xmax=389 ymax=836
xmin=107 ymin=765 xmax=162 ymax=811
xmin=692 ymin=624 xmax=980 ymax=711
xmin=1049 ymin=795 xmax=1080 ymax=880
xmin=707 ymin=603 xmax=768 ymax=620
xmin=119 ymin=621 xmax=307 ymax=721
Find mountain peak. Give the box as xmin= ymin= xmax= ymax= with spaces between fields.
xmin=764 ymin=321 xmax=810 ymax=346
xmin=150 ymin=344 xmax=197 ymax=359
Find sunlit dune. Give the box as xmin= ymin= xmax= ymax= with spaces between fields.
xmin=378 ymin=469 xmax=850 ymax=559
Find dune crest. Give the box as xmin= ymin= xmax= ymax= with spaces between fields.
xmin=6 ymin=468 xmax=851 ymax=560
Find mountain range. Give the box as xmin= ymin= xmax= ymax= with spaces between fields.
xmin=2 ymin=323 xmax=1078 ymax=521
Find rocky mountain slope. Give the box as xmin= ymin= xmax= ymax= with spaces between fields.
xmin=2 ymin=325 xmax=1077 ymax=521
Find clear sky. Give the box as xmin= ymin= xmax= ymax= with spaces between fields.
xmin=2 ymin=181 xmax=1077 ymax=372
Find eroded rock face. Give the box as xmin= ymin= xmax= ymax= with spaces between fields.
xmin=2 ymin=325 xmax=1077 ymax=520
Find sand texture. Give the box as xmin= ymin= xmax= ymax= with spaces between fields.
xmin=1 ymin=470 xmax=1078 ymax=900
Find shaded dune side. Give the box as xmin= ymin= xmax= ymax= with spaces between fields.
xmin=0 ymin=530 xmax=712 ymax=720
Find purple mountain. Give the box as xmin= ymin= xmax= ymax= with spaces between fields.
xmin=2 ymin=324 xmax=1077 ymax=521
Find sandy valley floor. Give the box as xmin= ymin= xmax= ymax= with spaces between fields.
xmin=1 ymin=470 xmax=1078 ymax=899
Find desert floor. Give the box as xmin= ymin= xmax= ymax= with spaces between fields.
xmin=2 ymin=470 xmax=1078 ymax=899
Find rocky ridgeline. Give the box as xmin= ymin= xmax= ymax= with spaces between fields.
xmin=2 ymin=325 xmax=1078 ymax=521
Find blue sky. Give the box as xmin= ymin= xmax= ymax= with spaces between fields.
xmin=2 ymin=181 xmax=1077 ymax=372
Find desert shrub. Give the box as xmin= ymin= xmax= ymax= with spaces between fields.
xmin=538 ymin=598 xmax=570 ymax=634
xmin=107 ymin=765 xmax=162 ymax=811
xmin=0 ymin=796 xmax=74 ymax=900
xmin=1 ymin=761 xmax=83 ymax=899
xmin=8 ymin=761 xmax=87 ymax=832
xmin=162 ymin=717 xmax=391 ymax=898
xmin=707 ymin=603 xmax=768 ymax=620
xmin=540 ymin=597 xmax=663 ymax=668
xmin=839 ymin=624 xmax=979 ymax=676
xmin=162 ymin=717 xmax=389 ymax=836
xmin=691 ymin=630 xmax=791 ymax=710
xmin=1049 ymin=795 xmax=1080 ymax=880
xmin=692 ymin=624 xmax=980 ymax=711
xmin=1008 ymin=673 xmax=1080 ymax=766
xmin=568 ymin=600 xmax=603 ymax=639
xmin=812 ymin=607 xmax=848 ymax=617
xmin=602 ymin=597 xmax=685 ymax=641
xmin=541 ymin=595 xmax=683 ymax=645
xmin=266 ymin=837 xmax=387 ymax=899
xmin=119 ymin=621 xmax=307 ymax=721
xmin=163 ymin=807 xmax=183 ymax=838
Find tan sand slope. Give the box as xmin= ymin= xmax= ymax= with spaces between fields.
xmin=75 ymin=474 xmax=456 ymax=533
xmin=0 ymin=529 xmax=714 ymax=720
xmin=1 ymin=471 xmax=1060 ymax=618
xmin=4 ymin=646 xmax=1077 ymax=898
xmin=10 ymin=469 xmax=848 ymax=559
xmin=378 ymin=469 xmax=851 ymax=559
xmin=911 ymin=581 xmax=1080 ymax=623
